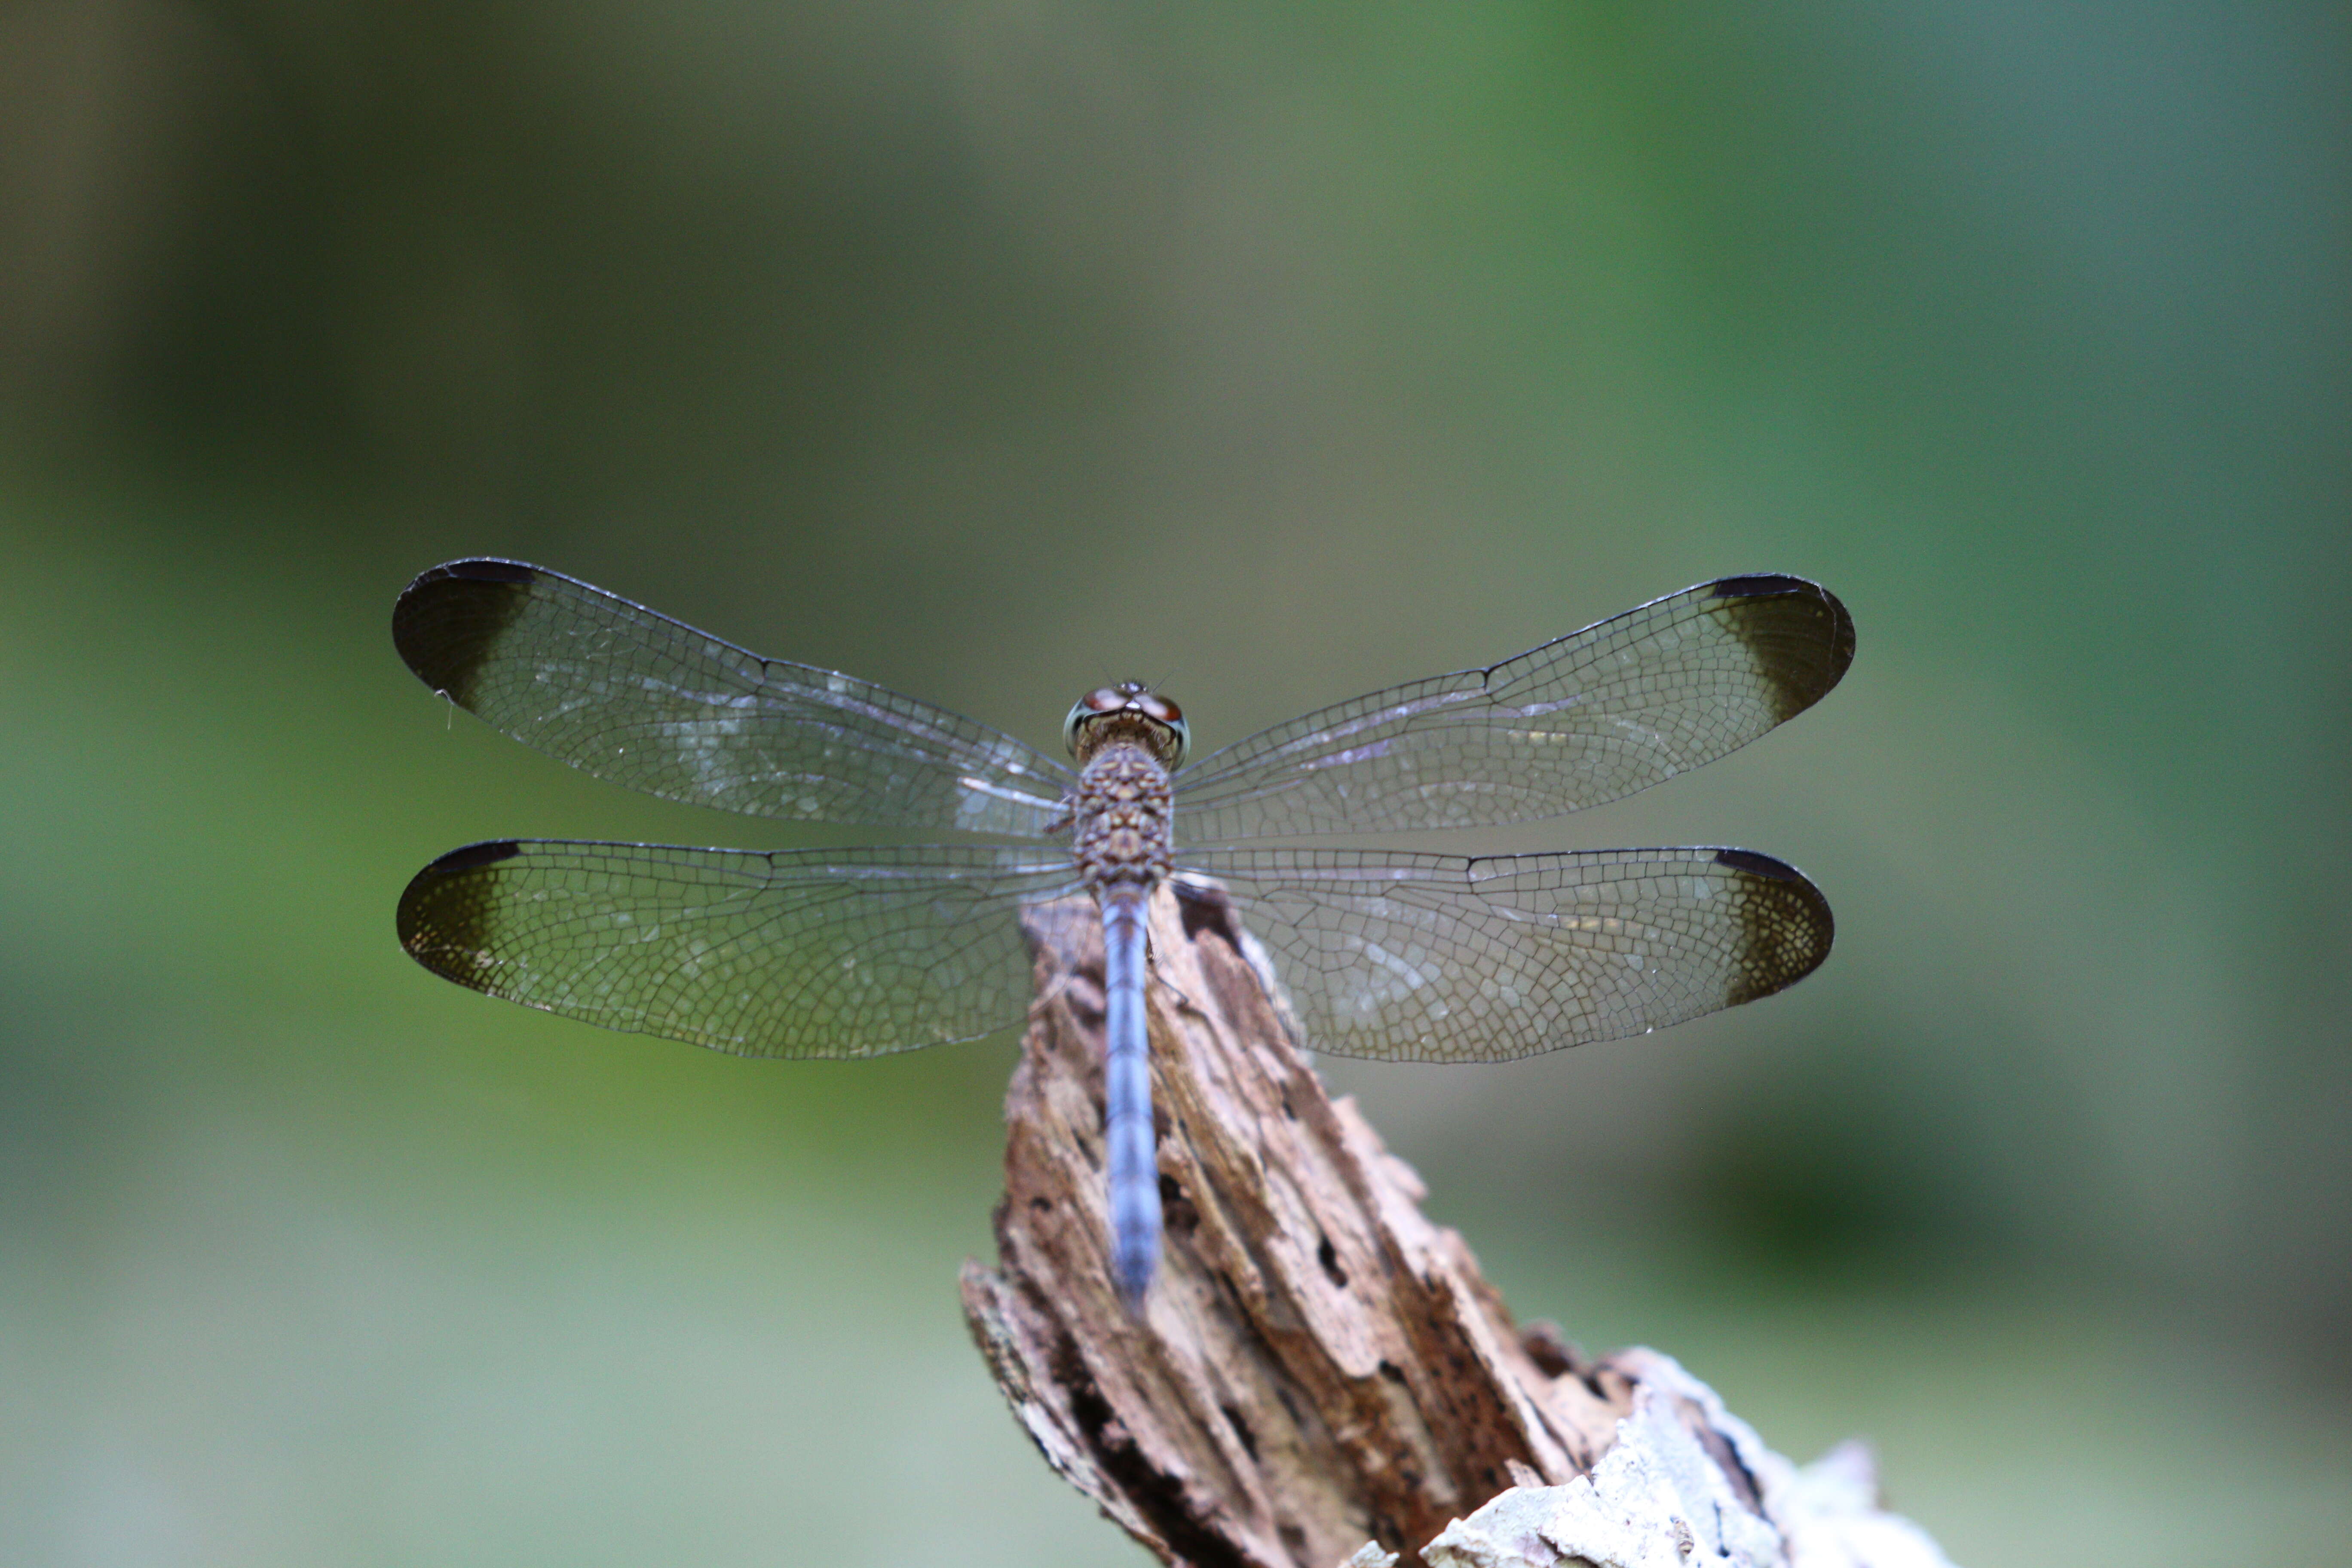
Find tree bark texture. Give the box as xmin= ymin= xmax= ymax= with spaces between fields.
xmin=960 ymin=885 xmax=1955 ymax=1568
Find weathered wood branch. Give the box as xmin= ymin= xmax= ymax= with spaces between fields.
xmin=960 ymin=885 xmax=1955 ymax=1568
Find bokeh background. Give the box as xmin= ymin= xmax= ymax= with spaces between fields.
xmin=2 ymin=2 xmax=2346 ymax=1563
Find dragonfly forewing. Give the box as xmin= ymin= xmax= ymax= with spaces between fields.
xmin=1177 ymin=576 xmax=1853 ymax=841
xmin=398 ymin=840 xmax=1078 ymax=1057
xmin=393 ymin=560 xmax=1073 ymax=836
xmin=1180 ymin=845 xmax=1833 ymax=1063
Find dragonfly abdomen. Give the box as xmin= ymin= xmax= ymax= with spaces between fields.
xmin=1099 ymin=885 xmax=1158 ymax=1308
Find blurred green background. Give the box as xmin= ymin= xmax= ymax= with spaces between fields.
xmin=1 ymin=1 xmax=2346 ymax=1563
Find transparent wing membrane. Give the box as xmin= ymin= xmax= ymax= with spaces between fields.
xmin=393 ymin=560 xmax=1072 ymax=836
xmin=394 ymin=563 xmax=1846 ymax=1067
xmin=1178 ymin=576 xmax=1853 ymax=841
xmin=397 ymin=840 xmax=1076 ymax=1057
xmin=1182 ymin=846 xmax=1833 ymax=1063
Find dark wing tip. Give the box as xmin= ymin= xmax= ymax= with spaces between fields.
xmin=421 ymin=558 xmax=540 ymax=586
xmin=391 ymin=559 xmax=543 ymax=707
xmin=1712 ymin=848 xmax=1834 ymax=1005
xmin=396 ymin=839 xmax=523 ymax=991
xmin=1708 ymin=573 xmax=1813 ymax=599
xmin=1707 ymin=575 xmax=1857 ymax=723
xmin=422 ymin=837 xmax=525 ymax=874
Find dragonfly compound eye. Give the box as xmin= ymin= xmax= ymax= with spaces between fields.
xmin=1137 ymin=694 xmax=1191 ymax=768
xmin=1065 ymin=685 xmax=1189 ymax=766
xmin=1064 ymin=687 xmax=1131 ymax=756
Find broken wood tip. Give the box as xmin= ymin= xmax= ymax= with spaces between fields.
xmin=959 ymin=882 xmax=1957 ymax=1568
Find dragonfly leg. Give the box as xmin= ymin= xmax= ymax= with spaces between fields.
xmin=1142 ymin=939 xmax=1200 ymax=1017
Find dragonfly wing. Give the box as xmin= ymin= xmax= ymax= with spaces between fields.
xmin=398 ymin=840 xmax=1079 ymax=1057
xmin=1180 ymin=846 xmax=1832 ymax=1062
xmin=394 ymin=560 xmax=1073 ymax=835
xmin=1178 ymin=576 xmax=1853 ymax=839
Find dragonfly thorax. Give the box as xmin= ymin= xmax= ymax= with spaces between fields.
xmin=1069 ymin=741 xmax=1176 ymax=893
xmin=1065 ymin=682 xmax=1190 ymax=769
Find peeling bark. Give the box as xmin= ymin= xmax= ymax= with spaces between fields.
xmin=961 ymin=885 xmax=1955 ymax=1568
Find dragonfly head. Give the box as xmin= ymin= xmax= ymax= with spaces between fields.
xmin=1065 ymin=681 xmax=1190 ymax=768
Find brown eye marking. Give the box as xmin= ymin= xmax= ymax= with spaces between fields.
xmin=1138 ymin=692 xmax=1184 ymax=724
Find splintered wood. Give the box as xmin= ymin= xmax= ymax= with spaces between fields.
xmin=959 ymin=884 xmax=1632 ymax=1566
xmin=959 ymin=883 xmax=1963 ymax=1568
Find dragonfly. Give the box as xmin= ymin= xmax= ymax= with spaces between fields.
xmin=393 ymin=560 xmax=1853 ymax=1306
